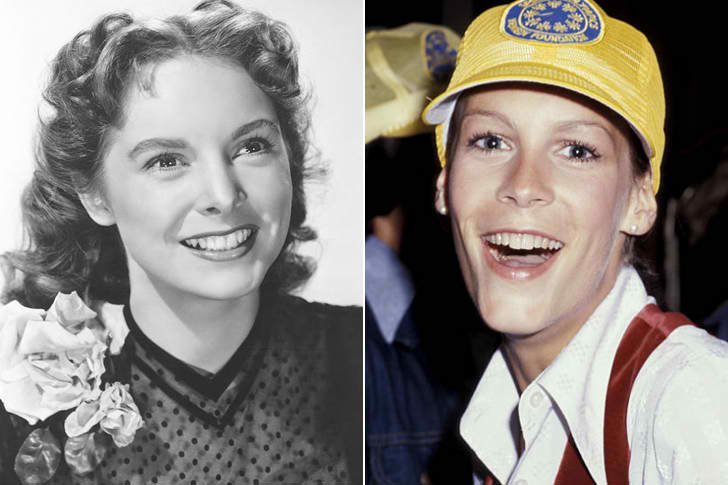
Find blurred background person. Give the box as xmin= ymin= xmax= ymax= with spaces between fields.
xmin=365 ymin=24 xmax=497 ymax=485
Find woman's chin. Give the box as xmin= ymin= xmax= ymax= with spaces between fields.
xmin=476 ymin=295 xmax=550 ymax=337
xmin=192 ymin=278 xmax=262 ymax=301
xmin=152 ymin=270 xmax=263 ymax=303
xmin=484 ymin=317 xmax=550 ymax=339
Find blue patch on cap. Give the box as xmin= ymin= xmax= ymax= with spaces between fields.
xmin=424 ymin=30 xmax=458 ymax=82
xmin=502 ymin=0 xmax=603 ymax=44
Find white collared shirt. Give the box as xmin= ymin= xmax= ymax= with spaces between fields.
xmin=462 ymin=266 xmax=728 ymax=484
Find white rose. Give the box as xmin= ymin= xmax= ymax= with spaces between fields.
xmin=65 ymin=382 xmax=144 ymax=448
xmin=0 ymin=295 xmax=106 ymax=425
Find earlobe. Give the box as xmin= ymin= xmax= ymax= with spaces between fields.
xmin=622 ymin=174 xmax=657 ymax=236
xmin=435 ymin=169 xmax=448 ymax=215
xmin=78 ymin=191 xmax=116 ymax=226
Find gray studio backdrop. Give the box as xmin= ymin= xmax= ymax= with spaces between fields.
xmin=0 ymin=0 xmax=363 ymax=306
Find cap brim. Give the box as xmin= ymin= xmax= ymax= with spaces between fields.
xmin=423 ymin=63 xmax=654 ymax=161
xmin=366 ymin=88 xmax=435 ymax=143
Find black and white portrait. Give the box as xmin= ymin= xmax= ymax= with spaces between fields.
xmin=0 ymin=1 xmax=362 ymax=483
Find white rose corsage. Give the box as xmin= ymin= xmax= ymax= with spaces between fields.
xmin=0 ymin=292 xmax=142 ymax=484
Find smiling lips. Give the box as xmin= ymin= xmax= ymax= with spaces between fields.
xmin=180 ymin=225 xmax=258 ymax=261
xmin=182 ymin=227 xmax=255 ymax=251
xmin=483 ymin=231 xmax=564 ymax=280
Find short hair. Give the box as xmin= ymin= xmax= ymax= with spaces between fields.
xmin=2 ymin=0 xmax=316 ymax=307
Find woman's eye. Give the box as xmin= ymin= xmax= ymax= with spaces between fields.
xmin=147 ymin=153 xmax=185 ymax=171
xmin=236 ymin=137 xmax=272 ymax=157
xmin=557 ymin=143 xmax=600 ymax=161
xmin=470 ymin=133 xmax=509 ymax=151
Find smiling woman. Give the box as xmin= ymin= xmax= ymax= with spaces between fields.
xmin=425 ymin=0 xmax=728 ymax=483
xmin=441 ymin=84 xmax=649 ymax=349
xmin=0 ymin=1 xmax=361 ymax=484
xmin=84 ymin=56 xmax=294 ymax=307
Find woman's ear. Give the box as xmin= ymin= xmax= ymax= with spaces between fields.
xmin=621 ymin=172 xmax=657 ymax=236
xmin=435 ymin=168 xmax=448 ymax=215
xmin=78 ymin=190 xmax=116 ymax=226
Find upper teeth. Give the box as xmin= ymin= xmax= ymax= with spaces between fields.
xmin=184 ymin=228 xmax=253 ymax=251
xmin=484 ymin=232 xmax=563 ymax=250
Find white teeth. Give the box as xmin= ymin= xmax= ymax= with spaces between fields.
xmin=226 ymin=233 xmax=236 ymax=249
xmin=485 ymin=232 xmax=563 ymax=251
xmin=183 ymin=228 xmax=254 ymax=251
xmin=522 ymin=234 xmax=534 ymax=250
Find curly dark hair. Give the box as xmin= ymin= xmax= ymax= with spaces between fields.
xmin=1 ymin=0 xmax=316 ymax=308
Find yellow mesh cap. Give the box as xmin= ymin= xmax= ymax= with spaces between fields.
xmin=366 ymin=23 xmax=461 ymax=143
xmin=422 ymin=0 xmax=665 ymax=193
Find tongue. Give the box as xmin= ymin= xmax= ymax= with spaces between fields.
xmin=500 ymin=253 xmax=549 ymax=267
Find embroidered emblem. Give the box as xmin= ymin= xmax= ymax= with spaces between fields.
xmin=424 ymin=30 xmax=458 ymax=82
xmin=502 ymin=0 xmax=604 ymax=44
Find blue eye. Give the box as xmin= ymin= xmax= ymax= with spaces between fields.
xmin=469 ymin=133 xmax=510 ymax=151
xmin=557 ymin=141 xmax=600 ymax=161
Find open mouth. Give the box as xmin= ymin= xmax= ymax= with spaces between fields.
xmin=180 ymin=226 xmax=258 ymax=252
xmin=483 ymin=232 xmax=564 ymax=272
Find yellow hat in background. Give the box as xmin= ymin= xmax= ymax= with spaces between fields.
xmin=366 ymin=23 xmax=461 ymax=143
xmin=422 ymin=0 xmax=665 ymax=193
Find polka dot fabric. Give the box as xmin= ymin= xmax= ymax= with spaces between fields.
xmin=35 ymin=295 xmax=361 ymax=485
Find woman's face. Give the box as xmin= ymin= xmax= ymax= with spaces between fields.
xmin=87 ymin=55 xmax=292 ymax=302
xmin=437 ymin=85 xmax=654 ymax=341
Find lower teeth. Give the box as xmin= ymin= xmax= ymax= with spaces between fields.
xmin=490 ymin=247 xmax=555 ymax=263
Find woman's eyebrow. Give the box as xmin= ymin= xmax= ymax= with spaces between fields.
xmin=229 ymin=118 xmax=281 ymax=141
xmin=553 ymin=119 xmax=612 ymax=137
xmin=128 ymin=138 xmax=188 ymax=159
xmin=126 ymin=119 xmax=281 ymax=159
xmin=460 ymin=109 xmax=515 ymax=130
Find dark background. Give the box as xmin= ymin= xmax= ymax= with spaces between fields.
xmin=367 ymin=0 xmax=728 ymax=325
xmin=366 ymin=2 xmax=728 ymax=481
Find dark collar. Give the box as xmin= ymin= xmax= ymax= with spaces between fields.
xmin=122 ymin=297 xmax=276 ymax=428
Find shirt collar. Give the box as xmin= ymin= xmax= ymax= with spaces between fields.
xmin=365 ymin=235 xmax=415 ymax=344
xmin=460 ymin=265 xmax=653 ymax=483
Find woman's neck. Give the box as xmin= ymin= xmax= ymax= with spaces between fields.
xmin=502 ymin=329 xmax=573 ymax=393
xmin=127 ymin=271 xmax=260 ymax=374
xmin=502 ymin=264 xmax=621 ymax=394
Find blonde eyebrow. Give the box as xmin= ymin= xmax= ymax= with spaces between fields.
xmin=553 ymin=120 xmax=613 ymax=137
xmin=459 ymin=109 xmax=516 ymax=130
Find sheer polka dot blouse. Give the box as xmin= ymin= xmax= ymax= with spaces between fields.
xmin=1 ymin=294 xmax=361 ymax=485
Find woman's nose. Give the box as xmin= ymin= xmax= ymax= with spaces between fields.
xmin=496 ymin=153 xmax=554 ymax=208
xmin=196 ymin=157 xmax=246 ymax=216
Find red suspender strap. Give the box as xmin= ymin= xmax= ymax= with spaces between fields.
xmin=554 ymin=304 xmax=692 ymax=484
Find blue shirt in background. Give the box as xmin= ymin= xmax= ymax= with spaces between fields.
xmin=365 ymin=235 xmax=463 ymax=484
